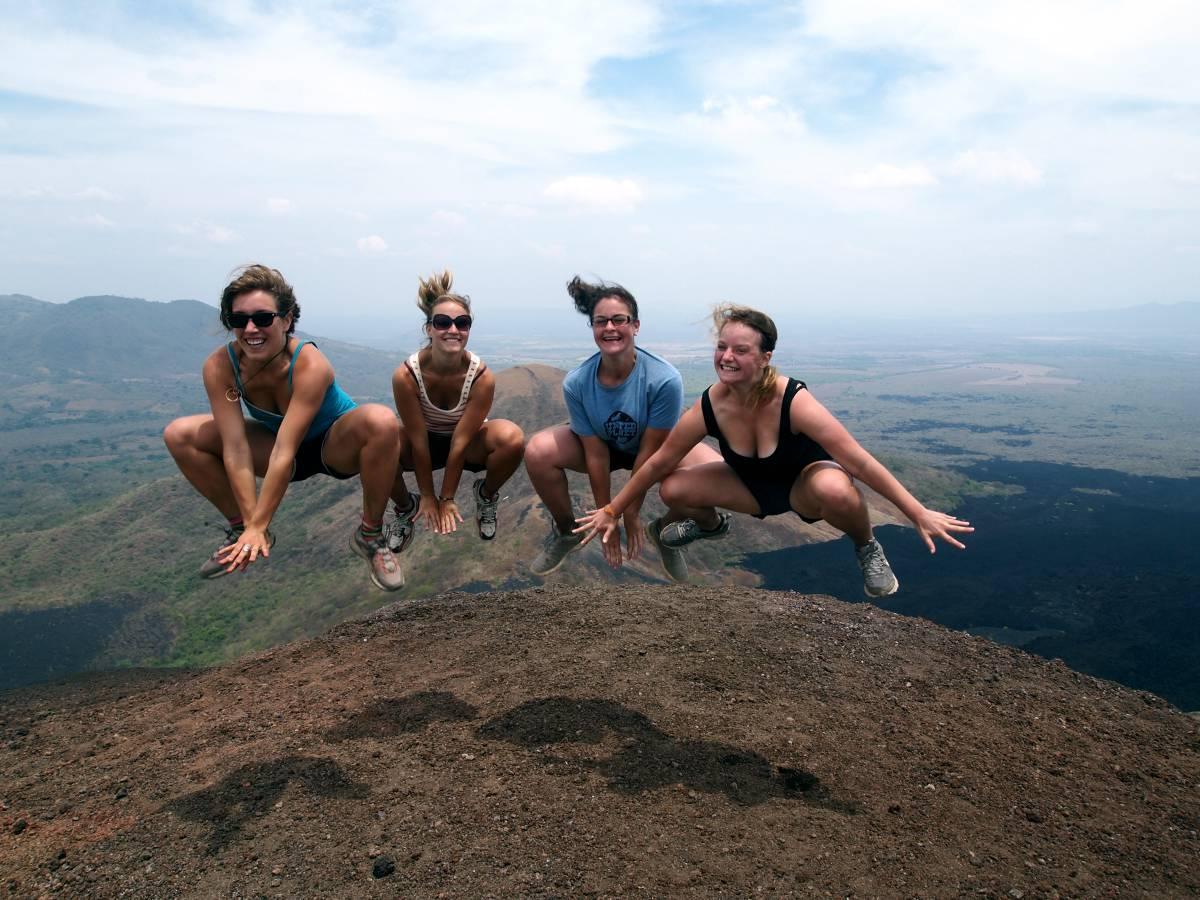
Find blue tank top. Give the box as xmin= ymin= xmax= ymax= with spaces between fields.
xmin=226 ymin=340 xmax=357 ymax=440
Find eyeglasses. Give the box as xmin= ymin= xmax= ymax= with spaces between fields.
xmin=430 ymin=314 xmax=473 ymax=331
xmin=228 ymin=311 xmax=282 ymax=329
xmin=591 ymin=314 xmax=633 ymax=328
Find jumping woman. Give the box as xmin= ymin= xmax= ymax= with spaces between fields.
xmin=574 ymin=304 xmax=973 ymax=596
xmin=164 ymin=264 xmax=405 ymax=591
xmin=525 ymin=276 xmax=726 ymax=582
xmin=385 ymin=270 xmax=525 ymax=560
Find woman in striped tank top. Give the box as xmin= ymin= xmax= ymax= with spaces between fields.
xmin=388 ymin=270 xmax=525 ymax=550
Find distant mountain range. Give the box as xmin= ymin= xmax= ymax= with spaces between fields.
xmin=5 ymin=294 xmax=1197 ymax=359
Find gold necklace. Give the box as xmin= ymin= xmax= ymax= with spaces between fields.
xmin=225 ymin=343 xmax=289 ymax=403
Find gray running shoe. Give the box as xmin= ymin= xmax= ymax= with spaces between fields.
xmin=855 ymin=538 xmax=899 ymax=597
xmin=473 ymin=478 xmax=500 ymax=541
xmin=646 ymin=517 xmax=689 ymax=583
xmin=350 ymin=527 xmax=405 ymax=592
xmin=658 ymin=512 xmax=732 ymax=548
xmin=384 ymin=496 xmax=419 ymax=554
xmin=529 ymin=524 xmax=583 ymax=575
xmin=199 ymin=526 xmax=275 ymax=579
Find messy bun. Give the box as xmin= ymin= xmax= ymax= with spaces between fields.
xmin=416 ymin=270 xmax=471 ymax=320
xmin=566 ymin=275 xmax=638 ymax=322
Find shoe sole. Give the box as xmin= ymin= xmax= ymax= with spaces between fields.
xmin=529 ymin=540 xmax=582 ymax=576
xmin=349 ymin=533 xmax=405 ymax=591
xmin=864 ymin=579 xmax=900 ymax=598
xmin=645 ymin=520 xmax=689 ymax=583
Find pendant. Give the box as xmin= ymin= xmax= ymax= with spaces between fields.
xmin=225 ymin=388 xmax=241 ymax=403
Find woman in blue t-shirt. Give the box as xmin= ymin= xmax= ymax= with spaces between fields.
xmin=163 ymin=264 xmax=405 ymax=591
xmin=526 ymin=276 xmax=726 ymax=581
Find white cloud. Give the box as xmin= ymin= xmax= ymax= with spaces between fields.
xmin=544 ymin=176 xmax=643 ymax=214
xmin=266 ymin=197 xmax=293 ymax=215
xmin=72 ymin=213 xmax=116 ymax=228
xmin=357 ymin=235 xmax=388 ymax=255
xmin=950 ymin=150 xmax=1042 ymax=186
xmin=431 ymin=210 xmax=466 ymax=228
xmin=845 ymin=164 xmax=938 ymax=190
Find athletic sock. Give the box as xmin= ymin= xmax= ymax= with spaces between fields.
xmin=359 ymin=518 xmax=384 ymax=541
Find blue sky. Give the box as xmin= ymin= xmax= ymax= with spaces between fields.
xmin=1 ymin=0 xmax=1197 ymax=331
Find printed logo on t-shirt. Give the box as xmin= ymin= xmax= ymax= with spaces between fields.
xmin=604 ymin=411 xmax=638 ymax=445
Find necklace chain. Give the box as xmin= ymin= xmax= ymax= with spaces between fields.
xmin=225 ymin=342 xmax=289 ymax=403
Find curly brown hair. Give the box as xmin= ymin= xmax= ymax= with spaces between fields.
xmin=219 ymin=264 xmax=300 ymax=334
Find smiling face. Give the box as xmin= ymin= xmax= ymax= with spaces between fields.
xmin=426 ymin=298 xmax=471 ymax=354
xmin=230 ymin=289 xmax=290 ymax=357
xmin=714 ymin=321 xmax=771 ymax=386
xmin=590 ymin=295 xmax=639 ymax=357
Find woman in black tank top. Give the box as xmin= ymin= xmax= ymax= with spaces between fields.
xmin=575 ymin=304 xmax=974 ymax=598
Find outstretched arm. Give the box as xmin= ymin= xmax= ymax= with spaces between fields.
xmin=790 ymin=390 xmax=973 ymax=552
xmin=575 ymin=402 xmax=708 ymax=554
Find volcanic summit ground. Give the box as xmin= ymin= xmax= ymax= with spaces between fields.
xmin=2 ymin=585 xmax=1198 ymax=898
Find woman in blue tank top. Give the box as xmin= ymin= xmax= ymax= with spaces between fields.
xmin=575 ymin=304 xmax=974 ymax=598
xmin=163 ymin=264 xmax=405 ymax=591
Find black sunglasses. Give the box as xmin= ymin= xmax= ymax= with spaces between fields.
xmin=228 ymin=311 xmax=282 ymax=329
xmin=429 ymin=314 xmax=473 ymax=331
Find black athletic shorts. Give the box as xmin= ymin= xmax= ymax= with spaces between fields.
xmin=425 ymin=430 xmax=486 ymax=472
xmin=291 ymin=427 xmax=355 ymax=483
xmin=607 ymin=443 xmax=638 ymax=471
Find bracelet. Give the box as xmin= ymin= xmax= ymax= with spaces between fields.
xmin=603 ymin=505 xmax=617 ymax=518
xmin=438 ymin=496 xmax=456 ymax=503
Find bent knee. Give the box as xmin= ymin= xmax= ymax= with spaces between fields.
xmin=659 ymin=472 xmax=691 ymax=508
xmin=808 ymin=474 xmax=861 ymax=513
xmin=360 ymin=404 xmax=401 ymax=440
xmin=163 ymin=417 xmax=193 ymax=452
xmin=523 ymin=430 xmax=558 ymax=468
xmin=492 ymin=420 xmax=525 ymax=454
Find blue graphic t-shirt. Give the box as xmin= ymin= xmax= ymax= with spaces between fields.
xmin=562 ymin=348 xmax=684 ymax=455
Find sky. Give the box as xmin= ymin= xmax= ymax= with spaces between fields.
xmin=2 ymin=0 xmax=1198 ymax=333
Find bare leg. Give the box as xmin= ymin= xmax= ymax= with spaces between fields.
xmin=465 ymin=419 xmax=525 ymax=497
xmin=658 ymin=459 xmax=762 ymax=522
xmin=322 ymin=403 xmax=401 ymax=523
xmin=791 ymin=461 xmax=873 ymax=545
xmin=656 ymin=442 xmax=727 ymax=529
xmin=524 ymin=425 xmax=587 ymax=533
xmin=163 ymin=414 xmax=275 ymax=518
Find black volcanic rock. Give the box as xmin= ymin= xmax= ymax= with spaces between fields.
xmin=1 ymin=585 xmax=1196 ymax=897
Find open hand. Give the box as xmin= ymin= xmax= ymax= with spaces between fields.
xmin=913 ymin=508 xmax=974 ymax=553
xmin=437 ymin=499 xmax=464 ymax=535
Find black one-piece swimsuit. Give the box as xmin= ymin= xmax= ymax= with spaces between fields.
xmin=700 ymin=377 xmax=833 ymax=522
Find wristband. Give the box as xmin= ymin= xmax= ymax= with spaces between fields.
xmin=438 ymin=496 xmax=456 ymax=503
xmin=603 ymin=505 xmax=617 ymax=518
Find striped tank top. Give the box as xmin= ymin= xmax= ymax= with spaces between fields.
xmin=405 ymin=351 xmax=483 ymax=434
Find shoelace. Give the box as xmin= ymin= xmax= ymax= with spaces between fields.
xmin=859 ymin=546 xmax=888 ymax=577
xmin=477 ymin=495 xmax=499 ymax=525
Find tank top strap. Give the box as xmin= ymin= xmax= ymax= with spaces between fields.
xmin=700 ymin=387 xmax=721 ymax=440
xmin=780 ymin=377 xmax=807 ymax=434
xmin=458 ymin=352 xmax=482 ymax=406
xmin=286 ymin=340 xmax=311 ymax=388
xmin=225 ymin=343 xmax=246 ymax=393
xmin=406 ymin=352 xmax=432 ymax=406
